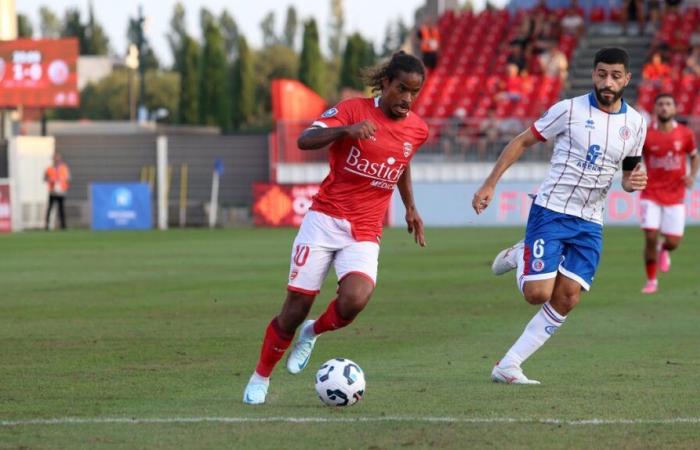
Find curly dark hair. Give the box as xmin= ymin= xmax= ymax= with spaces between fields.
xmin=360 ymin=51 xmax=426 ymax=94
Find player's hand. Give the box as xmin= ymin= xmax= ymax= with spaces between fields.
xmin=405 ymin=206 xmax=426 ymax=247
xmin=683 ymin=175 xmax=695 ymax=189
xmin=346 ymin=120 xmax=377 ymax=140
xmin=626 ymin=163 xmax=648 ymax=191
xmin=472 ymin=184 xmax=495 ymax=214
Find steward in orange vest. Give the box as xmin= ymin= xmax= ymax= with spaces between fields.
xmin=44 ymin=153 xmax=71 ymax=230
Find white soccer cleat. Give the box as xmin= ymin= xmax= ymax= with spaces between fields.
xmin=642 ymin=279 xmax=658 ymax=294
xmin=492 ymin=240 xmax=524 ymax=275
xmin=491 ymin=362 xmax=541 ymax=385
xmin=242 ymin=379 xmax=269 ymax=405
xmin=286 ymin=320 xmax=317 ymax=374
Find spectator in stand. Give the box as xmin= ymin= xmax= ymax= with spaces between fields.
xmin=417 ymin=17 xmax=440 ymax=70
xmin=532 ymin=18 xmax=560 ymax=56
xmin=530 ymin=0 xmax=551 ymax=16
xmin=561 ymin=0 xmax=586 ymax=38
xmin=665 ymin=0 xmax=683 ymax=16
xmin=539 ymin=41 xmax=569 ymax=84
xmin=442 ymin=107 xmax=471 ymax=159
xmin=507 ymin=43 xmax=527 ymax=73
xmin=621 ymin=0 xmax=646 ymax=35
xmin=647 ymin=0 xmax=661 ymax=32
xmin=497 ymin=63 xmax=525 ymax=103
xmin=642 ymin=51 xmax=673 ymax=85
xmin=510 ymin=19 xmax=534 ymax=60
xmin=666 ymin=28 xmax=690 ymax=55
xmin=685 ymin=45 xmax=700 ymax=76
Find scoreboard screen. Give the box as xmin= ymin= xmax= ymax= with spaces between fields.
xmin=0 ymin=38 xmax=79 ymax=108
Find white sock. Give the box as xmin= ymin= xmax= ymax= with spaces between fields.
xmin=250 ymin=372 xmax=270 ymax=385
xmin=515 ymin=247 xmax=525 ymax=294
xmin=499 ymin=301 xmax=566 ymax=369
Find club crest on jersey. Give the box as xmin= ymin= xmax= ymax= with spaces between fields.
xmin=585 ymin=119 xmax=595 ymax=130
xmin=674 ymin=140 xmax=682 ymax=151
xmin=321 ymin=107 xmax=338 ymax=118
xmin=619 ymin=125 xmax=632 ymax=141
xmin=531 ymin=258 xmax=545 ymax=272
xmin=403 ymin=142 xmax=413 ymax=157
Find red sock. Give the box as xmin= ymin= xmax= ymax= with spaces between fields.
xmin=313 ymin=299 xmax=353 ymax=335
xmin=645 ymin=261 xmax=657 ymax=281
xmin=255 ymin=318 xmax=293 ymax=377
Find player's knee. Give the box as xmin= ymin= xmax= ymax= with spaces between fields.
xmin=337 ymin=291 xmax=372 ymax=320
xmin=552 ymin=293 xmax=579 ymax=315
xmin=663 ymin=238 xmax=680 ymax=251
xmin=522 ymin=285 xmax=550 ymax=305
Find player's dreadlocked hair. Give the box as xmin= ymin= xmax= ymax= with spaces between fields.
xmin=360 ymin=51 xmax=426 ymax=94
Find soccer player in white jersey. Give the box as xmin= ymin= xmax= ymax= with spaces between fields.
xmin=472 ymin=48 xmax=649 ymax=384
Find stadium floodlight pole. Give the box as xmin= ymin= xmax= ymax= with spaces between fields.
xmin=136 ymin=5 xmax=147 ymax=123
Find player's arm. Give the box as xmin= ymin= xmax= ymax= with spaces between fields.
xmin=621 ymin=157 xmax=647 ymax=192
xmin=397 ymin=164 xmax=425 ymax=247
xmin=297 ymin=120 xmax=377 ymax=150
xmin=471 ymin=128 xmax=541 ymax=214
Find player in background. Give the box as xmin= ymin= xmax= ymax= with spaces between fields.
xmin=639 ymin=93 xmax=698 ymax=294
xmin=472 ymin=48 xmax=648 ymax=384
xmin=243 ymin=52 xmax=429 ymax=404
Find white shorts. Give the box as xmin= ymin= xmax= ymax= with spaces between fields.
xmin=640 ymin=199 xmax=686 ymax=237
xmin=287 ymin=211 xmax=380 ymax=295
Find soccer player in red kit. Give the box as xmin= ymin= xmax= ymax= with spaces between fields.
xmin=243 ymin=52 xmax=429 ymax=404
xmin=640 ymin=93 xmax=699 ymax=294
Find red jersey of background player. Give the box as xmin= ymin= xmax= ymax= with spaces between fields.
xmin=309 ymin=97 xmax=428 ymax=242
xmin=642 ymin=121 xmax=698 ymax=205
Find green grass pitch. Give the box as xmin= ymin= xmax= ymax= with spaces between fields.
xmin=1 ymin=227 xmax=699 ymax=449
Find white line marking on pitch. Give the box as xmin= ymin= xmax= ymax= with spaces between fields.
xmin=2 ymin=417 xmax=700 ymax=427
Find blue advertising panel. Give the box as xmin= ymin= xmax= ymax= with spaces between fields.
xmin=90 ymin=183 xmax=152 ymax=230
xmin=391 ymin=182 xmax=700 ymax=227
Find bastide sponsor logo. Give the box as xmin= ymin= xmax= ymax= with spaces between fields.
xmin=344 ymin=146 xmax=405 ymax=190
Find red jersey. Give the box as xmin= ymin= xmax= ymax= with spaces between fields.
xmin=309 ymin=97 xmax=429 ymax=242
xmin=642 ymin=121 xmax=698 ymax=205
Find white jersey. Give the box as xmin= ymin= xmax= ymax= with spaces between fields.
xmin=530 ymin=92 xmax=646 ymax=224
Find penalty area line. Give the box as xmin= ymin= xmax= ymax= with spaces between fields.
xmin=2 ymin=416 xmax=700 ymax=427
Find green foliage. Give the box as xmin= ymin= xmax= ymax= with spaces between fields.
xmin=127 ymin=17 xmax=160 ymax=71
xmin=298 ymin=19 xmax=325 ymax=95
xmin=328 ymin=0 xmax=345 ymax=59
xmin=167 ymin=2 xmax=187 ymax=71
xmin=340 ymin=33 xmax=376 ymax=90
xmin=259 ymin=11 xmax=278 ymax=48
xmin=253 ymin=44 xmax=299 ymax=125
xmin=39 ymin=6 xmax=61 ymax=38
xmin=177 ymin=36 xmax=200 ymax=125
xmin=219 ymin=10 xmax=239 ymax=61
xmin=84 ymin=1 xmax=109 ymax=55
xmin=17 ymin=13 xmax=33 ymax=38
xmin=282 ymin=6 xmax=298 ymax=49
xmin=231 ymin=37 xmax=256 ymax=130
xmin=60 ymin=6 xmax=108 ymax=55
xmin=198 ymin=21 xmax=230 ymax=130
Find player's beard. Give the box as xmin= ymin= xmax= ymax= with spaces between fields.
xmin=594 ymin=85 xmax=624 ymax=107
xmin=657 ymin=113 xmax=673 ymax=123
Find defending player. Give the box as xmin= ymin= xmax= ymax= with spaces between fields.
xmin=243 ymin=52 xmax=429 ymax=404
xmin=472 ymin=48 xmax=648 ymax=384
xmin=639 ymin=93 xmax=698 ymax=294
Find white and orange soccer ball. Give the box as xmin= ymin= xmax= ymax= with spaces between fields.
xmin=315 ymin=358 xmax=365 ymax=407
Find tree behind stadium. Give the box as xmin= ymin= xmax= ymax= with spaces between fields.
xmin=231 ymin=36 xmax=255 ymax=130
xmin=178 ymin=35 xmax=200 ymax=125
xmin=298 ymin=19 xmax=325 ymax=96
xmin=340 ymin=33 xmax=376 ymax=91
xmin=198 ymin=20 xmax=231 ymax=130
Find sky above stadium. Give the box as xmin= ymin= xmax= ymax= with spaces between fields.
xmin=18 ymin=0 xmax=507 ymax=66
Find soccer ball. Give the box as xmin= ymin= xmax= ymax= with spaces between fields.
xmin=315 ymin=358 xmax=365 ymax=407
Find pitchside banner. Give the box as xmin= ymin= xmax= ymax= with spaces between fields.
xmin=90 ymin=183 xmax=152 ymax=230
xmin=391 ymin=182 xmax=700 ymax=226
xmin=253 ymin=183 xmax=320 ymax=226
xmin=0 ymin=182 xmax=11 ymax=233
